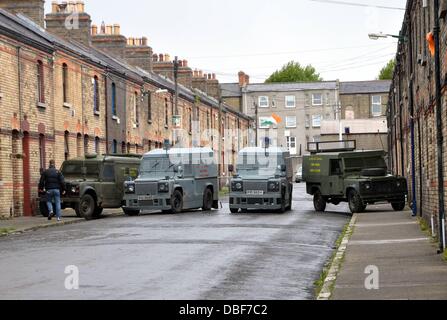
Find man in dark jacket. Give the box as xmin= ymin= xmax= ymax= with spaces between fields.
xmin=39 ymin=160 xmax=65 ymax=221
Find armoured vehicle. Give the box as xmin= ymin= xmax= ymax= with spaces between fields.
xmin=123 ymin=147 xmax=219 ymax=215
xmin=229 ymin=147 xmax=294 ymax=213
xmin=303 ymin=141 xmax=408 ymax=214
xmin=38 ymin=154 xmax=141 ymax=220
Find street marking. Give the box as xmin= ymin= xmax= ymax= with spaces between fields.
xmin=349 ymin=238 xmax=429 ymax=245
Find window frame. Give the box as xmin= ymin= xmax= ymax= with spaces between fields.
xmin=93 ymin=76 xmax=100 ymax=114
xmin=285 ymin=116 xmax=297 ymax=128
xmin=37 ymin=60 xmax=45 ymax=104
xmin=371 ymin=95 xmax=382 ymax=117
xmin=111 ymin=82 xmax=117 ymax=117
xmin=258 ymin=96 xmax=269 ymax=108
xmin=312 ymin=114 xmax=322 ymax=128
xmin=285 ymin=95 xmax=296 ymax=108
xmin=62 ymin=63 xmax=69 ymax=104
xmin=312 ymin=93 xmax=323 ymax=106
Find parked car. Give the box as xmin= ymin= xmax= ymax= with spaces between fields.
xmin=123 ymin=147 xmax=219 ymax=215
xmin=229 ymin=147 xmax=293 ymax=213
xmin=295 ymin=165 xmax=303 ymax=183
xmin=303 ymin=140 xmax=408 ymax=214
xmin=38 ymin=154 xmax=141 ymax=220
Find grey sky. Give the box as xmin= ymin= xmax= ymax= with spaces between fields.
xmin=45 ymin=0 xmax=406 ymax=83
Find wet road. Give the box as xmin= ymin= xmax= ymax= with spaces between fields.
xmin=0 ymin=183 xmax=349 ymax=300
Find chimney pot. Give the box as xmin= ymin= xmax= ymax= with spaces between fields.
xmin=208 ymin=74 xmax=212 ymax=80
xmin=212 ymin=73 xmax=216 ymax=80
xmin=113 ymin=24 xmax=121 ymax=35
xmin=68 ymin=1 xmax=75 ymax=13
xmin=52 ymin=1 xmax=59 ymax=13
xmin=106 ymin=25 xmax=113 ymax=35
xmin=238 ymin=71 xmax=246 ymax=87
xmin=178 ymin=60 xmax=183 ymax=67
xmin=159 ymin=54 xmax=164 ymax=62
xmin=142 ymin=37 xmax=148 ymax=46
xmin=245 ymin=74 xmax=250 ymax=85
xmin=76 ymin=1 xmax=84 ymax=13
xmin=91 ymin=25 xmax=98 ymax=35
xmin=183 ymin=60 xmax=188 ymax=67
xmin=199 ymin=70 xmax=203 ymax=78
xmin=153 ymin=54 xmax=159 ymax=62
xmin=100 ymin=21 xmax=106 ymax=34
xmin=165 ymin=54 xmax=170 ymax=62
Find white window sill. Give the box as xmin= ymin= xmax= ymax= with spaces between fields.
xmin=37 ymin=102 xmax=47 ymax=109
xmin=112 ymin=115 xmax=119 ymax=120
xmin=63 ymin=102 xmax=72 ymax=108
xmin=94 ymin=111 xmax=100 ymax=116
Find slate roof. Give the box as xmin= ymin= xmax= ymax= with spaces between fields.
xmin=220 ymin=83 xmax=242 ymax=98
xmin=246 ymin=81 xmax=337 ymax=93
xmin=0 ymin=9 xmax=252 ymax=121
xmin=340 ymin=80 xmax=392 ymax=94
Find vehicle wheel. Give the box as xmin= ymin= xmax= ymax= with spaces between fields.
xmin=202 ymin=188 xmax=213 ymax=211
xmin=79 ymin=194 xmax=96 ymax=220
xmin=279 ymin=192 xmax=286 ymax=213
xmin=360 ymin=204 xmax=367 ymax=212
xmin=39 ymin=201 xmax=49 ymax=217
xmin=94 ymin=207 xmax=104 ymax=217
xmin=170 ymin=190 xmax=183 ymax=214
xmin=348 ymin=190 xmax=364 ymax=214
xmin=391 ymin=200 xmax=406 ymax=211
xmin=74 ymin=204 xmax=82 ymax=218
xmin=313 ymin=190 xmax=326 ymax=212
xmin=123 ymin=208 xmax=140 ymax=216
xmin=286 ymin=189 xmax=293 ymax=211
xmin=230 ymin=208 xmax=239 ymax=214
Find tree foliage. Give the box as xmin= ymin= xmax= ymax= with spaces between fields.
xmin=378 ymin=59 xmax=396 ymax=80
xmin=265 ymin=61 xmax=322 ymax=83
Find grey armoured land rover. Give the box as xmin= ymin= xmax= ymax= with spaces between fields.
xmin=302 ymin=141 xmax=408 ymax=214
xmin=229 ymin=147 xmax=294 ymax=213
xmin=38 ymin=154 xmax=141 ymax=220
xmin=123 ymin=147 xmax=219 ymax=215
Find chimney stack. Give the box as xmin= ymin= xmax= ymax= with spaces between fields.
xmin=0 ymin=0 xmax=45 ymax=28
xmin=45 ymin=1 xmax=92 ymax=46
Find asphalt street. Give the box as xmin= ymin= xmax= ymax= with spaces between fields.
xmin=0 ymin=183 xmax=349 ymax=300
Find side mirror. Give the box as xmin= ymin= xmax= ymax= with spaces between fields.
xmin=228 ymin=165 xmax=234 ymax=173
xmin=173 ymin=166 xmax=179 ymax=173
xmin=281 ymin=164 xmax=287 ymax=172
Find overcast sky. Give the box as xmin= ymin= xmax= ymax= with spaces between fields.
xmin=45 ymin=0 xmax=407 ymax=83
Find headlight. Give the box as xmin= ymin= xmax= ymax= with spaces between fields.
xmin=231 ymin=181 xmax=243 ymax=192
xmin=125 ymin=183 xmax=135 ymax=194
xmin=158 ymin=182 xmax=169 ymax=193
xmin=268 ymin=181 xmax=280 ymax=192
xmin=396 ymin=181 xmax=401 ymax=188
xmin=364 ymin=182 xmax=371 ymax=190
xmin=70 ymin=186 xmax=80 ymax=195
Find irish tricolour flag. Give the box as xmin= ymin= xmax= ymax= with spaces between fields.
xmin=260 ymin=113 xmax=282 ymax=127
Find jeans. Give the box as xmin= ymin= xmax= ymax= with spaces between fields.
xmin=46 ymin=189 xmax=61 ymax=218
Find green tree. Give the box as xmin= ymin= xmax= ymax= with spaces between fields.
xmin=265 ymin=61 xmax=322 ymax=83
xmin=378 ymin=59 xmax=396 ymax=80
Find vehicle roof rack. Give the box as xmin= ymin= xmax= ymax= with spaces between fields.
xmin=307 ymin=140 xmax=356 ymax=154
xmin=102 ymin=154 xmax=142 ymax=158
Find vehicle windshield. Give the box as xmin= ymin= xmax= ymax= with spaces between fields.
xmin=140 ymin=157 xmax=175 ymax=178
xmin=343 ymin=156 xmax=387 ymax=171
xmin=236 ymin=153 xmax=283 ymax=178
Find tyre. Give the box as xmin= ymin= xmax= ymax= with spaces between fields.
xmin=391 ymin=200 xmax=406 ymax=211
xmin=94 ymin=207 xmax=104 ymax=217
xmin=123 ymin=208 xmax=140 ymax=216
xmin=278 ymin=191 xmax=286 ymax=213
xmin=348 ymin=190 xmax=364 ymax=214
xmin=39 ymin=201 xmax=49 ymax=217
xmin=170 ymin=189 xmax=183 ymax=214
xmin=74 ymin=203 xmax=82 ymax=218
xmin=230 ymin=208 xmax=239 ymax=214
xmin=202 ymin=188 xmax=213 ymax=211
xmin=313 ymin=190 xmax=326 ymax=212
xmin=286 ymin=187 xmax=293 ymax=211
xmin=79 ymin=194 xmax=96 ymax=220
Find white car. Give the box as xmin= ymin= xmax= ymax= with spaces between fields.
xmin=295 ymin=166 xmax=303 ymax=183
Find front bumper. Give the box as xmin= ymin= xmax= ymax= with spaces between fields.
xmin=229 ymin=193 xmax=283 ymax=210
xmin=124 ymin=194 xmax=172 ymax=211
xmin=360 ymin=192 xmax=407 ymax=203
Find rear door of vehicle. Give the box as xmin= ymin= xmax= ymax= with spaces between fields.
xmin=328 ymin=159 xmax=344 ymax=196
xmin=100 ymin=163 xmax=121 ymax=207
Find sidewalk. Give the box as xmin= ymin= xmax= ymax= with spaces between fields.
xmin=331 ymin=206 xmax=447 ymax=300
xmin=0 ymin=209 xmax=123 ymax=236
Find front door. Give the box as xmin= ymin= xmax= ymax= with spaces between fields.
xmin=100 ymin=164 xmax=120 ymax=207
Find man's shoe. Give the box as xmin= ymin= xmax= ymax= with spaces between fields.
xmin=57 ymin=218 xmax=61 ymax=222
xmin=48 ymin=213 xmax=54 ymax=221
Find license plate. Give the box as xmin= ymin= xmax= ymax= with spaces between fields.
xmin=246 ymin=190 xmax=264 ymax=195
xmin=138 ymin=195 xmax=153 ymax=201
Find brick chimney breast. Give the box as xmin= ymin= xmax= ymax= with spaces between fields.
xmin=0 ymin=0 xmax=45 ymax=28
xmin=45 ymin=1 xmax=92 ymax=46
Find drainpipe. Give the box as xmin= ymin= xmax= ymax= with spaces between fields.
xmin=17 ymin=46 xmax=22 ymax=135
xmin=104 ymin=71 xmax=109 ymax=154
xmin=407 ymin=16 xmax=417 ymax=216
xmin=417 ymin=117 xmax=423 ymax=217
xmin=434 ymin=0 xmax=446 ymax=252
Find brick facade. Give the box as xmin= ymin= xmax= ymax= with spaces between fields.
xmin=0 ymin=2 xmax=251 ymax=218
xmin=389 ymin=0 xmax=447 ymax=245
